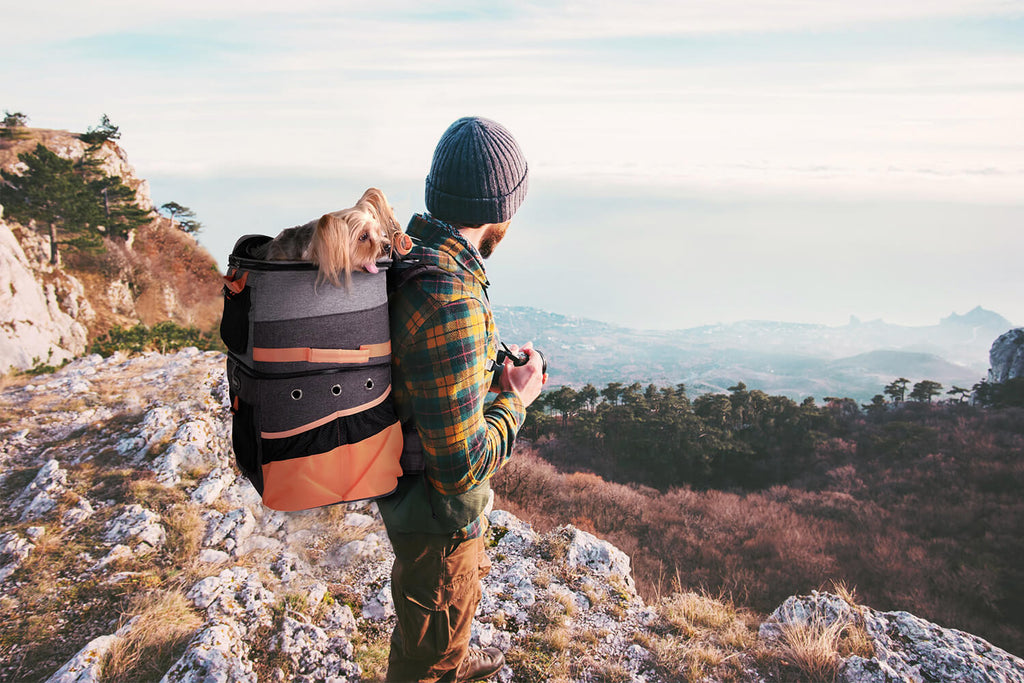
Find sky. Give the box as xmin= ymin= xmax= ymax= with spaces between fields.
xmin=4 ymin=0 xmax=1023 ymax=330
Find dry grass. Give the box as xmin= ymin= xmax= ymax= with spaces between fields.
xmin=352 ymin=623 xmax=391 ymax=682
xmin=0 ymin=370 xmax=31 ymax=393
xmin=641 ymin=588 xmax=758 ymax=683
xmin=773 ymin=614 xmax=848 ymax=682
xmin=102 ymin=590 xmax=202 ymax=683
xmin=764 ymin=594 xmax=875 ymax=683
xmin=163 ymin=502 xmax=205 ymax=580
xmin=286 ymin=504 xmax=373 ymax=565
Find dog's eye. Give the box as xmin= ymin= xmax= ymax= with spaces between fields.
xmin=359 ymin=232 xmax=369 ymax=242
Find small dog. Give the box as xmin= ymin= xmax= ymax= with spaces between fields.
xmin=264 ymin=187 xmax=410 ymax=288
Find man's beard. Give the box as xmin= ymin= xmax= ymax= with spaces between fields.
xmin=478 ymin=223 xmax=508 ymax=259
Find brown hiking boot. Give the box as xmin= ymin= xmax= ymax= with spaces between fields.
xmin=455 ymin=647 xmax=504 ymax=681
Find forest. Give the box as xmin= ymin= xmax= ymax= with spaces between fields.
xmin=493 ymin=377 xmax=1024 ymax=656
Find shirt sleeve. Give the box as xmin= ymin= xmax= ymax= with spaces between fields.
xmin=400 ymin=297 xmax=526 ymax=495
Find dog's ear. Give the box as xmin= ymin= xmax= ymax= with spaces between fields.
xmin=308 ymin=213 xmax=353 ymax=289
xmin=358 ymin=187 xmax=400 ymax=235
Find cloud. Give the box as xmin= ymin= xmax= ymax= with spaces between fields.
xmin=5 ymin=0 xmax=1022 ymax=205
xmin=7 ymin=0 xmax=1022 ymax=46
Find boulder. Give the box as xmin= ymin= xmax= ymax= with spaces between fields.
xmin=760 ymin=591 xmax=1024 ymax=683
xmin=989 ymin=328 xmax=1024 ymax=383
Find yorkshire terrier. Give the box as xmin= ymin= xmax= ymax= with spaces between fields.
xmin=263 ymin=187 xmax=411 ymax=288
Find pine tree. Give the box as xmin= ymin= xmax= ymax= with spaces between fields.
xmin=910 ymin=380 xmax=943 ymax=403
xmin=884 ymin=377 xmax=910 ymax=403
xmin=77 ymin=142 xmax=152 ymax=239
xmin=1 ymin=111 xmax=29 ymax=139
xmin=1 ymin=144 xmax=102 ymax=263
xmin=79 ymin=114 xmax=121 ymax=144
xmin=159 ymin=201 xmax=203 ymax=234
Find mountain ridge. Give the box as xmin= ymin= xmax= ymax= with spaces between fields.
xmin=494 ymin=304 xmax=1007 ymax=401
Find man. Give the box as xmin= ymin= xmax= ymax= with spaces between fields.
xmin=378 ymin=116 xmax=545 ymax=682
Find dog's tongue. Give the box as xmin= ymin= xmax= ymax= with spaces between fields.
xmin=364 ymin=262 xmax=379 ymax=274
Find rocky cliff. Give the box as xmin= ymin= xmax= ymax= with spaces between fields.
xmin=0 ymin=206 xmax=91 ymax=369
xmin=0 ymin=128 xmax=223 ymax=374
xmin=1 ymin=350 xmax=1021 ymax=682
xmin=989 ymin=328 xmax=1024 ymax=384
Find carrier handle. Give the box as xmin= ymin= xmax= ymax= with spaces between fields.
xmin=253 ymin=342 xmax=391 ymax=364
xmin=223 ymin=270 xmax=249 ymax=295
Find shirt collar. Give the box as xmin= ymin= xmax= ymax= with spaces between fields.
xmin=407 ymin=213 xmax=490 ymax=289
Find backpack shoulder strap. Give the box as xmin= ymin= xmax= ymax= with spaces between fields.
xmin=387 ymin=260 xmax=451 ymax=296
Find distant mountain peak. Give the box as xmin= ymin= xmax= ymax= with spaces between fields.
xmin=940 ymin=306 xmax=1011 ymax=328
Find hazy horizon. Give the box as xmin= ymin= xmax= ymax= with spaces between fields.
xmin=5 ymin=1 xmax=1023 ymax=330
xmin=150 ymin=171 xmax=1023 ymax=331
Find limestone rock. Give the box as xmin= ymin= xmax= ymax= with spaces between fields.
xmin=858 ymin=609 xmax=1024 ymax=683
xmin=103 ymin=504 xmax=166 ymax=551
xmin=562 ymin=524 xmax=636 ymax=593
xmin=161 ymin=622 xmax=256 ymax=683
xmin=191 ymin=466 xmax=236 ymax=505
xmin=271 ymin=615 xmax=360 ymax=682
xmin=13 ymin=459 xmax=68 ymax=521
xmin=328 ymin=532 xmax=390 ymax=567
xmin=0 ymin=219 xmax=88 ymax=373
xmin=989 ymin=328 xmax=1024 ymax=383
xmin=760 ymin=591 xmax=1024 ymax=683
xmin=0 ymin=531 xmax=34 ymax=582
xmin=43 ymin=634 xmax=120 ymax=683
xmin=61 ymin=496 xmax=96 ymax=527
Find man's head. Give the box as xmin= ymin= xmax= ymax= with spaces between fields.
xmin=425 ymin=117 xmax=529 ymax=229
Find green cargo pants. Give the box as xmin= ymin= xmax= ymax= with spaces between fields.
xmin=386 ymin=532 xmax=491 ymax=682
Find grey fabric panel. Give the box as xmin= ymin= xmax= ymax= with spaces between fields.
xmin=248 ymin=268 xmax=387 ymax=322
xmin=255 ymin=364 xmax=393 ymax=434
xmin=251 ymin=303 xmax=390 ymax=375
xmin=253 ymin=303 xmax=390 ymax=351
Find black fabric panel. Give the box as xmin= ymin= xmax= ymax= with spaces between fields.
xmin=261 ymin=397 xmax=399 ymax=463
xmin=220 ymin=285 xmax=251 ymax=355
xmin=252 ymin=302 xmax=390 ymax=351
xmin=256 ymin=365 xmax=393 ymax=433
xmin=230 ymin=396 xmax=263 ymax=493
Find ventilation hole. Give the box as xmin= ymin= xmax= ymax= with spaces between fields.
xmin=290 ymin=389 xmax=303 ymax=400
xmin=365 ymin=379 xmax=374 ymax=390
xmin=331 ymin=384 xmax=342 ymax=396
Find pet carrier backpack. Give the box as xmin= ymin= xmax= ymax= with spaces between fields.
xmin=220 ymin=234 xmax=405 ymax=511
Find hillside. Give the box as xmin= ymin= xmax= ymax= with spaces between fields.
xmin=0 ymin=127 xmax=223 ymax=373
xmin=494 ymin=305 xmax=1000 ymax=402
xmin=1 ymin=350 xmax=1022 ymax=682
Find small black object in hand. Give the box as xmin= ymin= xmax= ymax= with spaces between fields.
xmin=495 ymin=343 xmax=547 ymax=375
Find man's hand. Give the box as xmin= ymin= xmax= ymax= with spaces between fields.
xmin=497 ymin=342 xmax=546 ymax=407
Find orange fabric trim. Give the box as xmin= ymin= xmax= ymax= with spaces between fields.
xmin=252 ymin=341 xmax=391 ymax=364
xmin=260 ymin=421 xmax=403 ymax=511
xmin=392 ymin=232 xmax=413 ymax=256
xmin=224 ymin=270 xmax=248 ymax=295
xmin=260 ymin=385 xmax=392 ymax=439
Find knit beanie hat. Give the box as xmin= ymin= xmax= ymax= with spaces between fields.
xmin=425 ymin=116 xmax=529 ymax=226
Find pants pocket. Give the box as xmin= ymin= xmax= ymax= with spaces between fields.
xmin=398 ymin=592 xmax=453 ymax=658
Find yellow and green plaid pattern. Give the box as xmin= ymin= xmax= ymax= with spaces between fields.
xmin=389 ymin=214 xmax=525 ymax=538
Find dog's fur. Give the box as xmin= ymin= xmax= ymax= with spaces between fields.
xmin=263 ymin=187 xmax=402 ymax=288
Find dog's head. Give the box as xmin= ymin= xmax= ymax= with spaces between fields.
xmin=306 ymin=187 xmax=402 ymax=289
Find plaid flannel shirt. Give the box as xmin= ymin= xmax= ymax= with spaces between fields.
xmin=389 ymin=214 xmax=526 ymax=539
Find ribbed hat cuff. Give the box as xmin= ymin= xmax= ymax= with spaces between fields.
xmin=425 ymin=172 xmax=528 ymax=225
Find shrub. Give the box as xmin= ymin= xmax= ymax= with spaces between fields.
xmin=90 ymin=321 xmax=223 ymax=357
